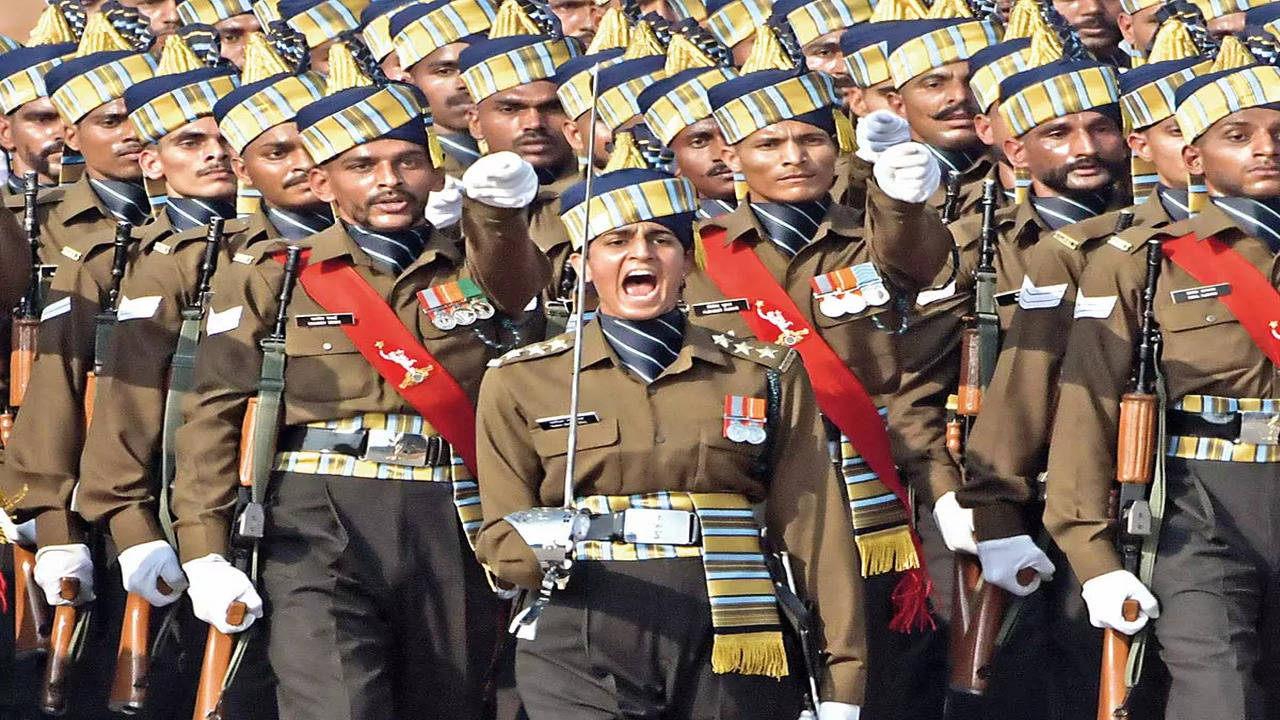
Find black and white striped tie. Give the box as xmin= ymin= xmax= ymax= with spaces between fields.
xmin=1031 ymin=193 xmax=1108 ymax=231
xmin=598 ymin=310 xmax=685 ymax=384
xmin=89 ymin=178 xmax=150 ymax=227
xmin=750 ymin=199 xmax=830 ymax=257
xmin=165 ymin=198 xmax=235 ymax=233
xmin=265 ymin=205 xmax=333 ymax=241
xmin=1212 ymin=196 xmax=1280 ymax=253
xmin=347 ymin=223 xmax=429 ymax=274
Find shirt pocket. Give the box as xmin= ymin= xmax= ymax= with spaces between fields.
xmin=1158 ymin=296 xmax=1251 ymax=378
xmin=531 ymin=417 xmax=621 ymax=493
xmin=283 ymin=325 xmax=377 ymax=403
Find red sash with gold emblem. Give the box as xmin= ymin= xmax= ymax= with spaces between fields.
xmin=700 ymin=227 xmax=932 ymax=630
xmin=1163 ymin=232 xmax=1280 ymax=367
xmin=294 ymin=257 xmax=479 ymax=472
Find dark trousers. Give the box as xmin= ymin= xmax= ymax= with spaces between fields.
xmin=260 ymin=473 xmax=502 ymax=720
xmin=1152 ymin=458 xmax=1280 ymax=720
xmin=514 ymin=558 xmax=802 ymax=720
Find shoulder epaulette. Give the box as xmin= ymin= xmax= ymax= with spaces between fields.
xmin=1051 ymin=211 xmax=1122 ymax=251
xmin=488 ymin=334 xmax=576 ymax=367
xmin=1107 ymin=221 xmax=1185 ymax=254
xmin=4 ymin=187 xmax=64 ymax=211
xmin=708 ymin=330 xmax=796 ymax=372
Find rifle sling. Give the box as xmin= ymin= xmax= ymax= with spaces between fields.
xmin=157 ymin=307 xmax=202 ymax=548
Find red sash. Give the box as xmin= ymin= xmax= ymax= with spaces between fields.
xmin=280 ymin=253 xmax=479 ymax=473
xmin=1162 ymin=232 xmax=1280 ymax=367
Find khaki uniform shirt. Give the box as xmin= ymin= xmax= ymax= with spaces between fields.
xmin=962 ymin=194 xmax=1175 ymax=539
xmin=0 ymin=205 xmax=29 ymax=461
xmin=686 ymin=183 xmax=953 ymax=401
xmin=171 ymin=200 xmax=548 ymax=561
xmin=1 ymin=177 xmax=134 ymax=544
xmin=1046 ymin=202 xmax=1280 ymax=582
xmin=475 ymin=321 xmax=868 ymax=704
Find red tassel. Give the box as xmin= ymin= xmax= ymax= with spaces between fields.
xmin=888 ymin=567 xmax=936 ymax=633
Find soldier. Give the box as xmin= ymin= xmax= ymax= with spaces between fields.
xmin=279 ymin=0 xmax=368 ymax=73
xmin=1046 ymin=58 xmax=1280 ymax=720
xmin=769 ymin=0 xmax=872 ymax=106
xmin=359 ymin=0 xmax=416 ymax=83
xmin=562 ymin=51 xmax=666 ymax=172
xmin=1051 ymin=0 xmax=1126 ymax=65
xmin=0 ymin=43 xmax=76 ymax=193
xmin=703 ymin=0 xmax=770 ymax=66
xmin=390 ymin=0 xmax=497 ymax=176
xmin=476 ymin=165 xmax=866 ymax=720
xmin=172 ymin=58 xmax=549 ymax=717
xmin=176 ymin=0 xmax=262 ymax=67
xmin=635 ymin=40 xmax=738 ymax=219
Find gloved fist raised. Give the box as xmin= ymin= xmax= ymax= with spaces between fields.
xmin=118 ymin=539 xmax=188 ymax=607
xmin=34 ymin=544 xmax=96 ymax=606
xmin=183 ymin=554 xmax=263 ymax=634
xmin=1081 ymin=569 xmax=1159 ymax=635
xmin=855 ymin=110 xmax=911 ymax=163
xmin=425 ymin=175 xmax=463 ymax=228
xmin=976 ymin=535 xmax=1055 ymax=596
xmin=872 ymin=142 xmax=942 ymax=204
xmin=932 ymin=491 xmax=978 ymax=555
xmin=462 ymin=151 xmax=539 ymax=209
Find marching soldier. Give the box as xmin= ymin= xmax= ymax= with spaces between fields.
xmin=768 ymin=0 xmax=871 ymax=104
xmin=1045 ymin=58 xmax=1280 ymax=720
xmin=703 ymin=0 xmax=770 ymax=66
xmin=389 ymin=0 xmax=495 ymax=176
xmin=118 ymin=0 xmax=182 ymax=43
xmin=172 ymin=63 xmax=549 ymax=718
xmin=476 ymin=164 xmax=866 ymax=720
xmin=176 ymin=0 xmax=261 ymax=67
xmin=279 ymin=0 xmax=368 ymax=73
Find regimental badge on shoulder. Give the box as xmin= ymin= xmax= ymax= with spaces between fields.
xmin=416 ymin=278 xmax=495 ymax=330
xmin=809 ymin=263 xmax=890 ymax=319
xmin=723 ymin=395 xmax=767 ymax=445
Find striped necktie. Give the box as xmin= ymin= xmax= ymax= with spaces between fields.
xmin=598 ymin=310 xmax=685 ymax=384
xmin=347 ymin=223 xmax=429 ymax=274
xmin=1156 ymin=185 xmax=1190 ymax=223
xmin=1031 ymin=193 xmax=1108 ymax=230
xmin=697 ymin=198 xmax=736 ymax=220
xmin=265 ymin=205 xmax=333 ymax=241
xmin=750 ymin=199 xmax=830 ymax=257
xmin=438 ymin=132 xmax=482 ymax=169
xmin=165 ymin=198 xmax=234 ymax=233
xmin=927 ymin=145 xmax=984 ymax=175
xmin=89 ymin=178 xmax=150 ymax=226
xmin=1212 ymin=196 xmax=1280 ymax=253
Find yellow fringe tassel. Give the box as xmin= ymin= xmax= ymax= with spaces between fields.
xmin=855 ymin=525 xmax=921 ymax=576
xmin=710 ymin=631 xmax=790 ymax=678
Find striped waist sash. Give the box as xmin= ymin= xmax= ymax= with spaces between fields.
xmin=274 ymin=412 xmax=482 ymax=547
xmin=574 ymin=491 xmax=789 ymax=678
xmin=1166 ymin=394 xmax=1280 ymax=463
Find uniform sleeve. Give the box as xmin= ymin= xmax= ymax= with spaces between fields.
xmin=171 ymin=263 xmax=274 ymax=563
xmin=767 ymin=362 xmax=868 ymax=706
xmin=461 ymin=197 xmax=551 ymax=316
xmin=6 ymin=260 xmax=98 ymax=545
xmin=961 ymin=243 xmax=1084 ymax=539
xmin=76 ymin=253 xmax=185 ymax=551
xmin=474 ymin=366 xmax=545 ymax=590
xmin=1043 ymin=249 xmax=1142 ymax=583
xmin=0 ymin=206 xmax=26 ymax=406
xmin=864 ymin=180 xmax=953 ymax=291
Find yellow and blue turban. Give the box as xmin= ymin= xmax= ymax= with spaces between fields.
xmin=704 ymin=0 xmax=771 ymax=50
xmin=178 ymin=0 xmax=256 ymax=25
xmin=295 ymin=81 xmax=429 ymax=163
xmin=391 ymin=0 xmax=498 ymax=70
xmin=559 ymin=168 xmax=699 ymax=248
xmin=47 ymin=50 xmax=159 ymax=124
xmin=359 ymin=0 xmax=418 ymax=62
xmin=708 ymin=69 xmax=841 ymax=144
xmin=887 ymin=18 xmax=1001 ymax=88
xmin=638 ymin=66 xmax=738 ymax=145
xmin=967 ymin=38 xmax=1035 ymax=112
xmin=280 ymin=0 xmax=371 ymax=47
xmin=0 ymin=44 xmax=77 ymax=115
xmin=458 ymin=34 xmax=578 ymax=103
xmin=998 ymin=59 xmax=1121 ymax=137
xmin=772 ymin=0 xmax=874 ymax=47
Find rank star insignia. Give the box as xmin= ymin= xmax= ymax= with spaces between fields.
xmin=375 ymin=341 xmax=432 ymax=389
xmin=755 ymin=346 xmax=778 ymax=359
xmin=547 ymin=338 xmax=570 ymax=351
xmin=734 ymin=342 xmax=754 ymax=355
xmin=712 ymin=334 xmax=731 ymax=348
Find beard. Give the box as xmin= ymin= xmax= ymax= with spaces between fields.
xmin=1038 ymin=154 xmax=1127 ymax=195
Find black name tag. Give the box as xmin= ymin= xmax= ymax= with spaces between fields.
xmin=692 ymin=298 xmax=750 ymax=316
xmin=1170 ymin=283 xmax=1231 ymax=304
xmin=995 ymin=290 xmax=1020 ymax=307
xmin=535 ymin=412 xmax=601 ymax=430
xmin=295 ymin=313 xmax=355 ymax=327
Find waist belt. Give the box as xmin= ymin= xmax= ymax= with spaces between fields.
xmin=1166 ymin=395 xmax=1280 ymax=463
xmin=278 ymin=426 xmax=452 ymax=467
xmin=581 ymin=508 xmax=701 ymax=545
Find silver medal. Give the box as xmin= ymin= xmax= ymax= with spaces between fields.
xmin=453 ymin=305 xmax=478 ymax=326
xmin=745 ymin=424 xmax=767 ymax=445
xmin=432 ymin=310 xmax=457 ymax=331
xmin=841 ymin=290 xmax=868 ymax=316
xmin=863 ymin=283 xmax=890 ymax=307
xmin=727 ymin=422 xmax=749 ymax=443
xmin=818 ymin=293 xmax=845 ymax=318
xmin=472 ymin=299 xmax=495 ymax=320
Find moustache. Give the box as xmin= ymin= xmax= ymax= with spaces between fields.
xmin=1063 ymin=156 xmax=1106 ymax=173
xmin=195 ymin=163 xmax=231 ymax=177
xmin=282 ymin=172 xmax=311 ymax=189
xmin=444 ymin=92 xmax=474 ymax=110
xmin=706 ymin=161 xmax=731 ymax=179
xmin=931 ymin=103 xmax=974 ymax=121
xmin=38 ymin=141 xmax=64 ymax=159
xmin=368 ymin=189 xmax=412 ymax=205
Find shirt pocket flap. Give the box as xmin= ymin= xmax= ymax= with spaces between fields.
xmin=1159 ymin=296 xmax=1237 ymax=333
xmin=284 ymin=324 xmax=361 ymax=357
xmin=532 ymin=417 xmax=620 ymax=458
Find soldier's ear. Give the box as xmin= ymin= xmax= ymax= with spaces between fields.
xmin=231 ymin=152 xmax=251 ymax=185
xmin=1182 ymin=143 xmax=1204 ymax=177
xmin=974 ymin=113 xmax=995 ymax=147
xmin=886 ymin=90 xmax=905 ymax=117
xmin=568 ymin=250 xmax=590 ymax=283
xmin=1128 ymin=130 xmax=1152 ymax=162
xmin=1003 ymin=136 xmax=1028 ymax=170
xmin=308 ymin=165 xmax=336 ymax=204
xmin=847 ymin=86 xmax=870 ymax=118
xmin=138 ymin=144 xmax=165 ymax=181
xmin=467 ymin=105 xmax=483 ymax=144
xmin=0 ymin=114 xmax=14 ymax=153
xmin=562 ymin=116 xmax=586 ymax=155
xmin=64 ymin=123 xmax=82 ymax=154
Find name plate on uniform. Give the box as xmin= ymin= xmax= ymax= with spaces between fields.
xmin=39 ymin=264 xmax=58 ymax=279
xmin=1170 ymin=283 xmax=1231 ymax=304
xmin=295 ymin=313 xmax=356 ymax=327
xmin=691 ymin=298 xmax=750 ymax=316
xmin=535 ymin=412 xmax=601 ymax=430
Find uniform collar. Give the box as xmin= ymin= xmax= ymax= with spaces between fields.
xmin=1030 ymin=192 xmax=1109 ymax=230
xmin=438 ymin=132 xmax=481 ymax=169
xmin=927 ymin=145 xmax=988 ymax=177
xmin=1210 ymin=195 xmax=1280 ymax=252
xmin=534 ymin=162 xmax=581 ymax=204
xmin=264 ymin=204 xmax=332 ymax=241
xmin=749 ymin=198 xmax=832 ymax=257
xmin=136 ymin=210 xmax=177 ymax=249
xmin=1153 ymin=184 xmax=1190 ymax=224
xmin=696 ymin=197 xmax=736 ymax=220
xmin=598 ymin=309 xmax=685 ymax=384
xmin=304 ymin=221 xmax=462 ymax=272
xmin=579 ymin=314 xmax=729 ymax=374
xmin=165 ymin=197 xmax=235 ymax=234
xmin=86 ymin=176 xmax=150 ymax=227
xmin=710 ymin=199 xmax=860 ymax=249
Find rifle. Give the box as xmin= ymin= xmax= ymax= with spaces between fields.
xmin=1098 ymin=220 xmax=1158 ymax=720
xmin=765 ymin=545 xmax=822 ymax=715
xmin=192 ymin=244 xmax=303 ymax=720
xmin=41 ymin=577 xmax=81 ymax=714
xmin=941 ymin=170 xmax=964 ymax=224
xmin=12 ymin=542 xmax=52 ymax=656
xmin=85 ymin=222 xmax=132 ymax=429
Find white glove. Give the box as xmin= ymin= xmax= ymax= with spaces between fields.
xmin=855 ymin=110 xmax=911 ymax=163
xmin=872 ymin=142 xmax=942 ymax=204
xmin=462 ymin=151 xmax=539 ymax=209
xmin=33 ymin=544 xmax=96 ymax=606
xmin=0 ymin=507 xmax=35 ymax=546
xmin=425 ymin=174 xmax=463 ymax=228
xmin=183 ymin=554 xmax=263 ymax=634
xmin=976 ymin=535 xmax=1054 ymax=596
xmin=1081 ymin=569 xmax=1160 ymax=636
xmin=932 ymin=491 xmax=978 ymax=555
xmin=118 ymin=539 xmax=188 ymax=607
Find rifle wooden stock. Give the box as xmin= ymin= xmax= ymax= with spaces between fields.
xmin=1116 ymin=393 xmax=1157 ymax=486
xmin=10 ymin=316 xmax=38 ymax=408
xmin=956 ymin=327 xmax=982 ymax=416
xmin=1097 ymin=600 xmax=1141 ymax=720
xmin=192 ymin=601 xmax=248 ymax=720
xmin=41 ymin=577 xmax=82 ymax=715
xmin=950 ymin=559 xmax=1038 ymax=695
xmin=108 ymin=578 xmax=173 ymax=715
xmin=13 ymin=543 xmax=51 ymax=654
xmin=84 ymin=372 xmax=97 ymax=430
xmin=238 ymin=397 xmax=258 ymax=488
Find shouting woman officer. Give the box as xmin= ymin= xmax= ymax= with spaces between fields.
xmin=474 ymin=166 xmax=868 ymax=720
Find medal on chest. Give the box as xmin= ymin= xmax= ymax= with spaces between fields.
xmin=809 ymin=263 xmax=889 ymax=319
xmin=724 ymin=395 xmax=767 ymax=445
xmin=416 ymin=278 xmax=495 ymax=330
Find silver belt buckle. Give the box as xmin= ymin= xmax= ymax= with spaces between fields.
xmin=1238 ymin=411 xmax=1280 ymax=445
xmin=621 ymin=509 xmax=699 ymax=545
xmin=362 ymin=429 xmax=429 ymax=466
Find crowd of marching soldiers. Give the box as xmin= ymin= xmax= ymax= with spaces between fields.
xmin=0 ymin=0 xmax=1279 ymax=718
